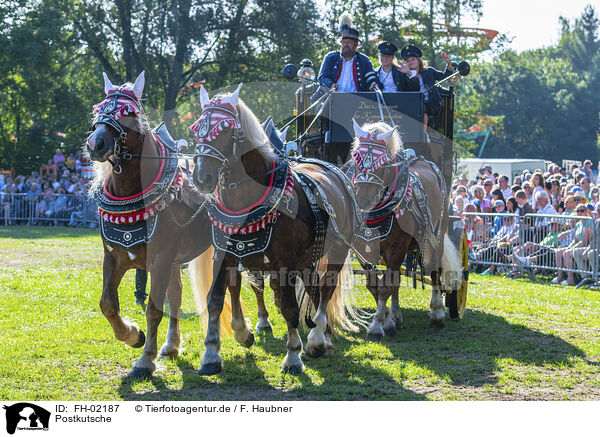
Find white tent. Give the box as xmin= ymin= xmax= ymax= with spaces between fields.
xmin=458 ymin=158 xmax=548 ymax=183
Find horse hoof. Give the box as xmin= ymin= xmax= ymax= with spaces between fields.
xmin=384 ymin=327 xmax=397 ymax=337
xmin=132 ymin=330 xmax=146 ymax=348
xmin=365 ymin=332 xmax=384 ymax=343
xmin=159 ymin=349 xmax=179 ymax=360
xmin=282 ymin=364 xmax=303 ymax=375
xmin=255 ymin=325 xmax=273 ymax=333
xmin=127 ymin=367 xmax=153 ymax=380
xmin=198 ymin=362 xmax=222 ymax=376
xmin=429 ymin=318 xmax=445 ymax=329
xmin=323 ymin=345 xmax=335 ymax=358
xmin=135 ymin=298 xmax=147 ymax=308
xmin=242 ymin=332 xmax=255 ymax=348
xmin=304 ymin=344 xmax=325 ymax=358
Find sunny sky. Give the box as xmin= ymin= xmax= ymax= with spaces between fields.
xmin=461 ymin=0 xmax=595 ymax=52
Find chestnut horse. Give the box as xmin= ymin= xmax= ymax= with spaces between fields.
xmin=86 ymin=72 xmax=273 ymax=378
xmin=349 ymin=120 xmax=461 ymax=341
xmin=189 ymin=84 xmax=362 ymax=375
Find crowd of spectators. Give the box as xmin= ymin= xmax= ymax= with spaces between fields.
xmin=0 ymin=149 xmax=97 ymax=228
xmin=452 ymin=160 xmax=600 ymax=286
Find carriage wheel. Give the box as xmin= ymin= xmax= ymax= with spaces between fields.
xmin=446 ymin=230 xmax=469 ymax=319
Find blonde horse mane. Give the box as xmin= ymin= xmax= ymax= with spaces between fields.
xmin=351 ymin=121 xmax=403 ymax=156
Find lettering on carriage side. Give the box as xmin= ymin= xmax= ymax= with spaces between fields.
xmin=3 ymin=403 xmax=50 ymax=435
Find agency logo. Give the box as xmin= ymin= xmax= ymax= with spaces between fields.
xmin=3 ymin=403 xmax=50 ymax=435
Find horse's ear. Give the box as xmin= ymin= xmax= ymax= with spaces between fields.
xmin=222 ymin=83 xmax=243 ymax=106
xmin=132 ymin=71 xmax=145 ymax=100
xmin=352 ymin=118 xmax=368 ymax=139
xmin=103 ymin=72 xmax=114 ymax=95
xmin=278 ymin=125 xmax=289 ymax=143
xmin=379 ymin=126 xmax=397 ymax=142
xmin=199 ymin=85 xmax=210 ymax=109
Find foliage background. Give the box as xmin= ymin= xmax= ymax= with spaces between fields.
xmin=0 ymin=0 xmax=598 ymax=173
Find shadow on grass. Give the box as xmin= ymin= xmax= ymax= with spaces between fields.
xmin=0 ymin=225 xmax=99 ymax=239
xmin=117 ymin=329 xmax=425 ymax=401
xmin=116 ymin=304 xmax=584 ymax=401
xmin=377 ymin=307 xmax=586 ymax=388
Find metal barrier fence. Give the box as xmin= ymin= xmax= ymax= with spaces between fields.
xmin=461 ymin=211 xmax=599 ymax=286
xmin=0 ymin=192 xmax=99 ymax=228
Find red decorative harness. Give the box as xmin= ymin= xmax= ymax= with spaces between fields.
xmin=97 ymin=135 xmax=184 ymax=224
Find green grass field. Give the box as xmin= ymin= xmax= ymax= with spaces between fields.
xmin=1 ymin=226 xmax=599 ymax=401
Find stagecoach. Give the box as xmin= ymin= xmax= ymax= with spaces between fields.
xmin=278 ymin=59 xmax=470 ymax=319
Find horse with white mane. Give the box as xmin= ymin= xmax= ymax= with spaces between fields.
xmin=189 ymin=83 xmax=363 ymax=375
xmin=349 ymin=120 xmax=462 ymax=340
xmin=85 ymin=72 xmax=273 ymax=379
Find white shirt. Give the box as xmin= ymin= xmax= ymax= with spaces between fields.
xmin=336 ymin=57 xmax=358 ymax=92
xmin=535 ymin=202 xmax=557 ymax=226
xmin=502 ymin=186 xmax=512 ymax=199
xmin=379 ymin=68 xmax=396 ymax=92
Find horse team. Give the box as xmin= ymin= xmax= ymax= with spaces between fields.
xmin=86 ymin=72 xmax=460 ymax=379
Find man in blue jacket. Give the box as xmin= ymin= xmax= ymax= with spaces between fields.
xmin=317 ymin=12 xmax=378 ymax=92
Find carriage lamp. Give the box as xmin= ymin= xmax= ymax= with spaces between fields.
xmin=298 ymin=59 xmax=315 ymax=84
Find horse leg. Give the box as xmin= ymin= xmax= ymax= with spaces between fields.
xmin=128 ymin=262 xmax=174 ymax=378
xmin=276 ymin=276 xmax=304 ymax=374
xmin=365 ymin=270 xmax=386 ymax=342
xmin=390 ymin=284 xmax=403 ymax=329
xmin=230 ymin=270 xmax=254 ymax=348
xmin=249 ymin=271 xmax=272 ymax=333
xmin=99 ymin=251 xmax=145 ymax=348
xmin=305 ymin=260 xmax=344 ymax=358
xmin=429 ymin=268 xmax=445 ymax=328
xmin=159 ymin=265 xmax=183 ymax=359
xmin=198 ymin=261 xmax=229 ymax=375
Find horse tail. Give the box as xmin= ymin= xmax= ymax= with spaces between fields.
xmin=441 ymin=233 xmax=463 ymax=290
xmin=189 ymin=246 xmax=233 ymax=336
xmin=326 ymin=254 xmax=369 ymax=334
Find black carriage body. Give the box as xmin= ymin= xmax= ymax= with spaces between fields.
xmin=294 ymin=87 xmax=456 ymax=189
xmin=326 ymin=92 xmax=424 ymax=144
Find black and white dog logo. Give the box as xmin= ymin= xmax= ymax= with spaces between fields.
xmin=3 ymin=403 xmax=50 ymax=434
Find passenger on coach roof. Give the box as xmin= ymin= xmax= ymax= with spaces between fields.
xmin=401 ymin=44 xmax=455 ymax=139
xmin=374 ymin=41 xmax=418 ymax=92
xmin=317 ymin=12 xmax=378 ymax=92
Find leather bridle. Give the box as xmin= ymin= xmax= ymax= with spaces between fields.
xmin=91 ymin=90 xmax=145 ymax=174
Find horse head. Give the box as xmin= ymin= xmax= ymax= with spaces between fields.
xmin=87 ymin=72 xmax=146 ymax=170
xmin=189 ymin=83 xmax=247 ymax=193
xmin=350 ymin=119 xmax=401 ymax=211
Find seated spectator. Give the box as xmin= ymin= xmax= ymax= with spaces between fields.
xmin=482 ymin=179 xmax=494 ymax=201
xmin=553 ymin=205 xmax=593 ymax=285
xmin=471 ymin=185 xmax=491 ymax=213
xmin=498 ymin=175 xmax=512 ymax=199
xmin=582 ymin=160 xmax=593 ymax=179
xmin=531 ymin=172 xmax=545 ymax=210
xmin=511 ymin=219 xmax=571 ymax=270
xmin=506 ymin=197 xmax=518 ymax=214
xmin=580 ymin=176 xmax=592 ymax=200
xmin=453 ymin=195 xmax=465 ymax=213
xmin=53 ymin=149 xmax=66 ymax=169
xmin=463 ymin=203 xmax=486 ymax=250
xmin=491 ymin=199 xmax=507 ymax=235
xmin=549 ymin=178 xmax=561 ymax=210
xmin=478 ymin=215 xmax=519 ymax=275
xmin=491 ymin=188 xmax=506 ymax=205
xmin=515 ymin=190 xmax=533 ymax=217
